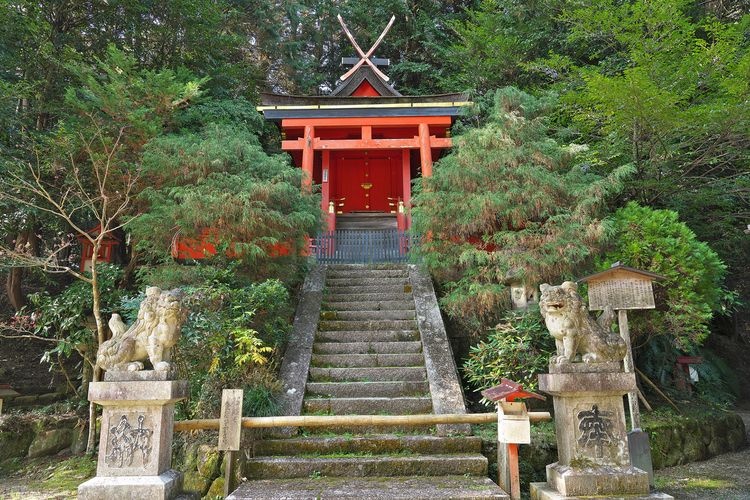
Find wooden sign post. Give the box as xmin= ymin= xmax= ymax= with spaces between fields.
xmin=218 ymin=389 xmax=244 ymax=497
xmin=482 ymin=379 xmax=545 ymax=500
xmin=578 ymin=263 xmax=664 ymax=486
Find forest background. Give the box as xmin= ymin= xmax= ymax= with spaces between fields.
xmin=0 ymin=0 xmax=749 ymax=451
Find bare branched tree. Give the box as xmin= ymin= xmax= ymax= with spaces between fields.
xmin=0 ymin=119 xmax=139 ymax=454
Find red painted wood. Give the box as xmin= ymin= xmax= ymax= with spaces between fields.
xmin=351 ymin=80 xmax=381 ymax=96
xmin=302 ymin=125 xmax=314 ymax=190
xmin=332 ymin=151 xmax=401 ymax=212
xmin=281 ymin=116 xmax=452 ymax=128
xmin=171 ymin=229 xmax=293 ymax=260
xmin=402 ymin=149 xmax=411 ymax=229
xmin=321 ymin=151 xmax=335 ymax=231
xmin=282 ymin=136 xmax=451 ymax=151
xmin=508 ymin=443 xmax=520 ymax=500
xmin=418 ymin=123 xmax=433 ymax=177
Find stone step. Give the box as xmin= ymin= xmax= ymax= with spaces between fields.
xmin=328 ymin=264 xmax=408 ymax=271
xmin=228 ymin=475 xmax=507 ymax=499
xmin=309 ymin=366 xmax=427 ymax=383
xmin=302 ymin=425 xmax=439 ymax=435
xmin=311 ymin=353 xmax=425 ymax=368
xmin=326 ymin=284 xmax=413 ymax=295
xmin=243 ymin=454 xmax=488 ymax=480
xmin=324 ymin=300 xmax=415 ymax=311
xmin=315 ymin=330 xmax=420 ymax=343
xmin=252 ymin=435 xmax=483 ymax=457
xmin=319 ymin=319 xmax=417 ymax=331
xmin=325 ymin=277 xmax=409 ymax=288
xmin=321 ymin=309 xmax=416 ymax=321
xmin=305 ymin=381 xmax=430 ymax=398
xmin=325 ymin=292 xmax=413 ymax=303
xmin=312 ymin=341 xmax=422 ymax=355
xmin=303 ymin=396 xmax=433 ymax=415
xmin=326 ymin=268 xmax=409 ymax=279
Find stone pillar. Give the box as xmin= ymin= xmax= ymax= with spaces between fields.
xmin=530 ymin=363 xmax=672 ymax=500
xmin=78 ymin=372 xmax=189 ymax=500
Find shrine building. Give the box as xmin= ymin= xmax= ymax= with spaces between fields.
xmin=257 ymin=16 xmax=470 ymax=237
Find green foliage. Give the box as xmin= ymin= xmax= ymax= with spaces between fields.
xmin=601 ymin=202 xmax=727 ymax=349
xmin=637 ymin=334 xmax=737 ymax=406
xmin=23 ymin=265 xmax=125 ymax=361
xmin=693 ymin=349 xmax=739 ymax=407
xmin=412 ymin=87 xmax=630 ymax=330
xmin=446 ymin=0 xmax=570 ymax=92
xmin=141 ymin=271 xmax=292 ymax=419
xmin=130 ymin=101 xmax=321 ymax=281
xmin=445 ymin=0 xmax=749 ymax=330
xmin=560 ymin=1 xmax=750 ymax=306
xmin=63 ymin=44 xmax=205 ymax=145
xmin=462 ymin=308 xmax=555 ymax=400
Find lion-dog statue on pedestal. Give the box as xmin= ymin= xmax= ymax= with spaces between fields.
xmin=539 ymin=281 xmax=626 ymax=365
xmin=96 ymin=287 xmax=187 ymax=372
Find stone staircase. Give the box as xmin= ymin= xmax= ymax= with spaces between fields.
xmin=336 ymin=212 xmax=397 ymax=230
xmin=229 ymin=264 xmax=507 ymax=499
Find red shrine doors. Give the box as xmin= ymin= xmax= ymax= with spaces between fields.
xmin=332 ymin=151 xmax=401 ymax=213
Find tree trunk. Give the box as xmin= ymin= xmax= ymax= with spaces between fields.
xmin=119 ymin=245 xmax=139 ymax=289
xmin=6 ymin=268 xmax=25 ymax=311
xmin=5 ymin=229 xmax=38 ymax=311
xmin=85 ymin=243 xmax=105 ymax=456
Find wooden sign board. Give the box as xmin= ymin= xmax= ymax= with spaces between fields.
xmin=579 ymin=265 xmax=663 ymax=311
xmin=218 ymin=389 xmax=243 ymax=451
xmin=587 ymin=274 xmax=656 ymax=311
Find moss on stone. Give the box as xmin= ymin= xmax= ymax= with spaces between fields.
xmin=183 ymin=470 xmax=212 ymax=496
xmin=204 ymin=476 xmax=225 ymax=499
xmin=0 ymin=428 xmax=34 ymax=462
xmin=27 ymin=428 xmax=74 ymax=458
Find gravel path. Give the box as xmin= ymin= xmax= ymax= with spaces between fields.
xmin=655 ymin=411 xmax=750 ymax=499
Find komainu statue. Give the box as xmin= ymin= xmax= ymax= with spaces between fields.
xmin=539 ymin=281 xmax=625 ymax=365
xmin=96 ymin=287 xmax=187 ymax=372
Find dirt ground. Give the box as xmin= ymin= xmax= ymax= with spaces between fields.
xmin=0 ymin=453 xmax=93 ymax=499
xmin=1 ymin=413 xmax=749 ymax=499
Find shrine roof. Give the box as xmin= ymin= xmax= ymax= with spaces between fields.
xmin=330 ymin=66 xmax=402 ymax=97
xmin=577 ymin=263 xmax=665 ymax=283
xmin=258 ymin=91 xmax=470 ymax=121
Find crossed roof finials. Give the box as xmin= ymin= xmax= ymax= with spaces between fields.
xmin=337 ymin=14 xmax=395 ymax=83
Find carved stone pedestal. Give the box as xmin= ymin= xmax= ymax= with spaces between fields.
xmin=530 ymin=365 xmax=672 ymax=500
xmin=78 ymin=374 xmax=188 ymax=500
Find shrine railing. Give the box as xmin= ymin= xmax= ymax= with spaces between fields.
xmin=311 ymin=229 xmax=420 ymax=264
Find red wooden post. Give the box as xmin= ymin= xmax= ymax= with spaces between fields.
xmin=361 ymin=125 xmax=372 ymax=141
xmin=302 ymin=125 xmax=315 ymax=191
xmin=418 ymin=123 xmax=433 ymax=178
xmin=507 ymin=443 xmax=520 ymax=499
xmin=321 ymin=150 xmax=335 ymax=232
xmin=401 ymin=149 xmax=411 ymax=229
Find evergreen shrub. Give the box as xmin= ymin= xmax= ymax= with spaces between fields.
xmin=600 ymin=202 xmax=727 ymax=350
xmin=462 ymin=307 xmax=555 ymax=399
xmin=412 ymin=87 xmax=631 ymax=334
